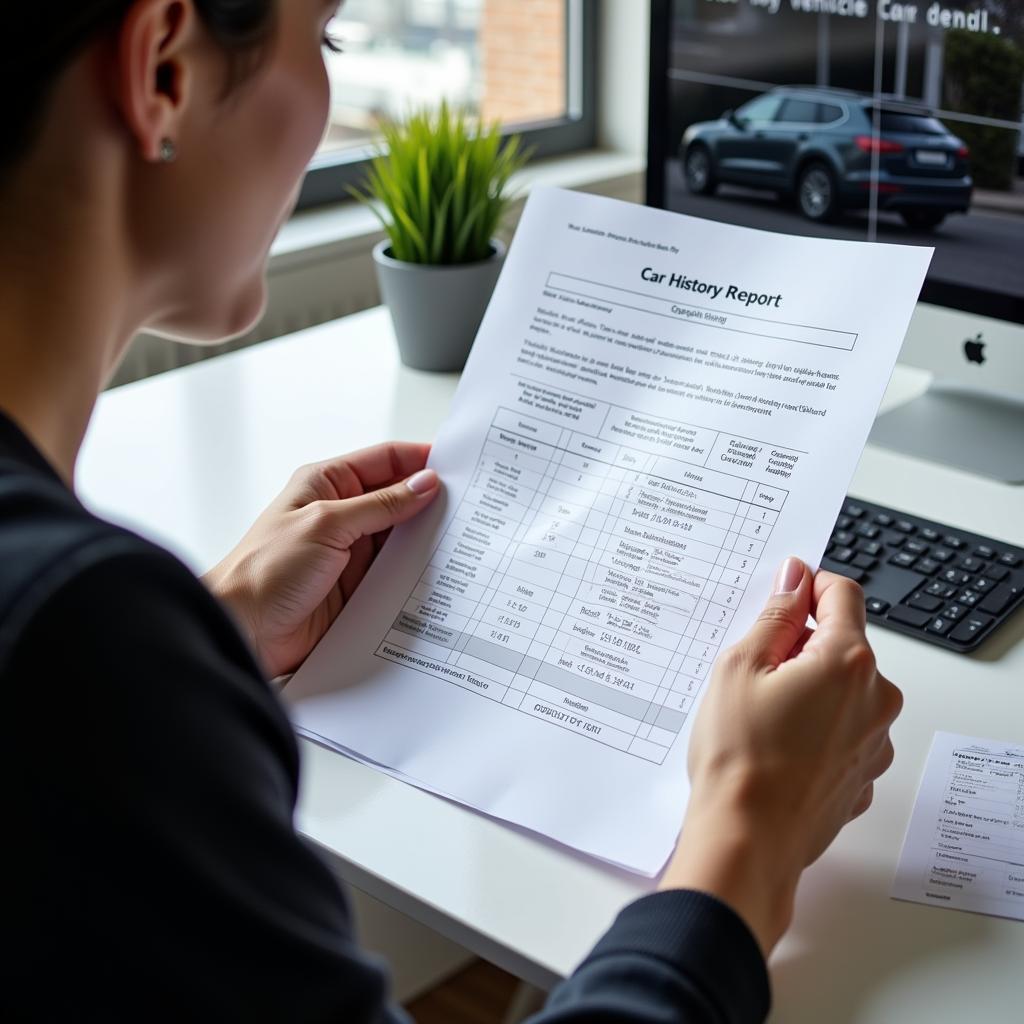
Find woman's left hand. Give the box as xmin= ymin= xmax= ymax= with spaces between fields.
xmin=204 ymin=443 xmax=440 ymax=678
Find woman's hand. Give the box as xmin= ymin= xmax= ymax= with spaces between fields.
xmin=204 ymin=443 xmax=440 ymax=678
xmin=659 ymin=558 xmax=903 ymax=956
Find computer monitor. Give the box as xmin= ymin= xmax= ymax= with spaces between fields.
xmin=646 ymin=0 xmax=1024 ymax=483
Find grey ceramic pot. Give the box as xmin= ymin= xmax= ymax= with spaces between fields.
xmin=373 ymin=238 xmax=506 ymax=372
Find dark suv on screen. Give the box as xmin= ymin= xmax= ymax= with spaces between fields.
xmin=680 ymin=87 xmax=973 ymax=229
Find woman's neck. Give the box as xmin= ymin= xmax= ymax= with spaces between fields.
xmin=0 ymin=157 xmax=141 ymax=487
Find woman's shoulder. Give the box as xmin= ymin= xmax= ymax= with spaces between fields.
xmin=0 ymin=458 xmax=251 ymax=678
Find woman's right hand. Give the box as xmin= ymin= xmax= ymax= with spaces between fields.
xmin=659 ymin=557 xmax=903 ymax=956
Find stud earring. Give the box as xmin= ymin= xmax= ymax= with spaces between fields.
xmin=159 ymin=138 xmax=178 ymax=163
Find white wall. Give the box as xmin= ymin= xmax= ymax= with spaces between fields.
xmin=597 ymin=0 xmax=651 ymax=157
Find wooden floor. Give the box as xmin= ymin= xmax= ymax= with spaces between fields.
xmin=406 ymin=960 xmax=524 ymax=1024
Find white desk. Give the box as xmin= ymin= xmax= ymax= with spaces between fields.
xmin=79 ymin=308 xmax=1024 ymax=1020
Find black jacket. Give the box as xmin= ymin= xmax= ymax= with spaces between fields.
xmin=1 ymin=409 xmax=769 ymax=1022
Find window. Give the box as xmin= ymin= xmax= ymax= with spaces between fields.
xmin=776 ymin=98 xmax=819 ymax=124
xmin=299 ymin=0 xmax=596 ymax=209
xmin=817 ymin=103 xmax=844 ymax=125
xmin=877 ymin=112 xmax=947 ymax=136
xmin=735 ymin=94 xmax=781 ymax=125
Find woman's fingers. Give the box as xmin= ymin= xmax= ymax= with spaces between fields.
xmin=329 ymin=442 xmax=432 ymax=493
xmin=339 ymin=535 xmax=377 ymax=601
xmin=731 ymin=557 xmax=814 ymax=671
xmin=305 ymin=469 xmax=441 ymax=549
xmin=850 ymin=782 xmax=875 ymax=820
xmin=288 ymin=443 xmax=433 ymax=505
xmin=808 ymin=570 xmax=868 ymax=639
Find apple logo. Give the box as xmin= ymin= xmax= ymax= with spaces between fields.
xmin=963 ymin=333 xmax=986 ymax=365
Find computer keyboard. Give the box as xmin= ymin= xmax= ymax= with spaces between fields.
xmin=824 ymin=498 xmax=1024 ymax=653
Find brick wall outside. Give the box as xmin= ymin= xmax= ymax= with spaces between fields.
xmin=479 ymin=0 xmax=566 ymax=126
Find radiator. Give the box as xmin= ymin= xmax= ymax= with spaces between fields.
xmin=109 ymin=243 xmax=384 ymax=388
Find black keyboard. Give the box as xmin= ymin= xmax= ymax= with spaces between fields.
xmin=824 ymin=498 xmax=1024 ymax=653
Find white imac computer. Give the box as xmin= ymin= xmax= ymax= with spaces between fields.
xmin=646 ymin=0 xmax=1024 ymax=484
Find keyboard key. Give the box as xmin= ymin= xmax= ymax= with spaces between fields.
xmin=895 ymin=520 xmax=916 ymax=534
xmin=833 ymin=530 xmax=855 ymax=547
xmin=949 ymin=614 xmax=994 ymax=645
xmin=925 ymin=581 xmax=956 ymax=598
xmin=959 ymin=556 xmax=986 ymax=573
xmin=825 ymin=563 xmax=865 ymax=583
xmin=907 ymin=593 xmax=943 ymax=613
xmin=927 ymin=617 xmax=953 ymax=636
xmin=855 ymin=523 xmax=880 ymax=540
xmin=836 ymin=515 xmax=852 ymax=531
xmin=884 ymin=532 xmax=906 ymax=549
xmin=978 ymin=583 xmax=1023 ymax=617
xmin=830 ymin=546 xmax=854 ymax=564
xmin=845 ymin=503 xmax=865 ymax=518
xmin=942 ymin=603 xmax=967 ymax=622
xmin=874 ymin=513 xmax=894 ymax=527
xmin=905 ymin=540 xmax=929 ymax=556
xmin=983 ymin=565 xmax=1010 ymax=582
xmin=997 ymin=552 xmax=1021 ymax=568
xmin=856 ymin=539 xmax=882 ymax=557
xmin=971 ymin=577 xmax=995 ymax=594
xmin=920 ymin=527 xmax=940 ymax=542
xmin=930 ymin=548 xmax=953 ymax=563
xmin=889 ymin=551 xmax=918 ymax=569
xmin=958 ymin=590 xmax=981 ymax=607
xmin=974 ymin=545 xmax=996 ymax=559
xmin=943 ymin=535 xmax=965 ymax=549
xmin=887 ymin=605 xmax=931 ymax=629
xmin=940 ymin=569 xmax=970 ymax=587
xmin=916 ymin=558 xmax=940 ymax=576
xmin=865 ymin=597 xmax=890 ymax=615
xmin=852 ymin=554 xmax=877 ymax=571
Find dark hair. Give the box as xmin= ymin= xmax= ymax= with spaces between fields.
xmin=2 ymin=1 xmax=276 ymax=175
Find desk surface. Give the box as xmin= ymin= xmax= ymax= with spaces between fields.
xmin=79 ymin=308 xmax=1024 ymax=1020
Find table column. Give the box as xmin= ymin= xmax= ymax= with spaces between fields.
xmin=452 ymin=413 xmax=572 ymax=704
xmin=383 ymin=422 xmax=539 ymax=701
xmin=619 ymin=460 xmax=744 ymax=761
xmin=513 ymin=439 xmax=662 ymax=753
xmin=383 ymin=412 xmax=555 ymax=701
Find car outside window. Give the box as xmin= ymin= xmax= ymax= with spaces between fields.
xmin=776 ymin=98 xmax=820 ymax=124
xmin=736 ymin=94 xmax=782 ymax=124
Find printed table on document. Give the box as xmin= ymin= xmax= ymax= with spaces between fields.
xmin=377 ymin=402 xmax=790 ymax=765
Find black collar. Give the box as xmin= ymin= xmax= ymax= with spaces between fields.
xmin=0 ymin=408 xmax=66 ymax=486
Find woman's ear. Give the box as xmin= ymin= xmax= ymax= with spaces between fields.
xmin=113 ymin=0 xmax=196 ymax=163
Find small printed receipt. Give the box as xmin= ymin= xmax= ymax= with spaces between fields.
xmin=893 ymin=732 xmax=1024 ymax=922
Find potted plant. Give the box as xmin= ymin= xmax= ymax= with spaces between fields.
xmin=355 ymin=102 xmax=528 ymax=372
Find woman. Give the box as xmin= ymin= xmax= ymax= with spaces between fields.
xmin=1 ymin=2 xmax=902 ymax=1019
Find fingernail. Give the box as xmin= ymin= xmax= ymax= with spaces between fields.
xmin=773 ymin=557 xmax=803 ymax=595
xmin=406 ymin=468 xmax=439 ymax=495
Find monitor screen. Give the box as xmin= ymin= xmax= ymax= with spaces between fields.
xmin=646 ymin=0 xmax=1024 ymax=325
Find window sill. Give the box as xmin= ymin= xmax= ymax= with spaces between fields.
xmin=270 ymin=149 xmax=646 ymax=272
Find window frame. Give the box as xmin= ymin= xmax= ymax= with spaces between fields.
xmin=295 ymin=0 xmax=599 ymax=211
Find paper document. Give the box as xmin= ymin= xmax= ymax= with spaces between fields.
xmin=286 ymin=187 xmax=932 ymax=874
xmin=893 ymin=732 xmax=1024 ymax=922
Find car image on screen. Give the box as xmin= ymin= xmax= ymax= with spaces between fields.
xmin=681 ymin=87 xmax=973 ymax=230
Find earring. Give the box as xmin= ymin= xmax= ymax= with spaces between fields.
xmin=159 ymin=138 xmax=178 ymax=163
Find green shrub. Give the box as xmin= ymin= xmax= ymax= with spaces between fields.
xmin=353 ymin=102 xmax=529 ymax=266
xmin=943 ymin=29 xmax=1024 ymax=190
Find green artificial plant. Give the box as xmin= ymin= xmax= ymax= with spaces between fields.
xmin=355 ymin=102 xmax=529 ymax=266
